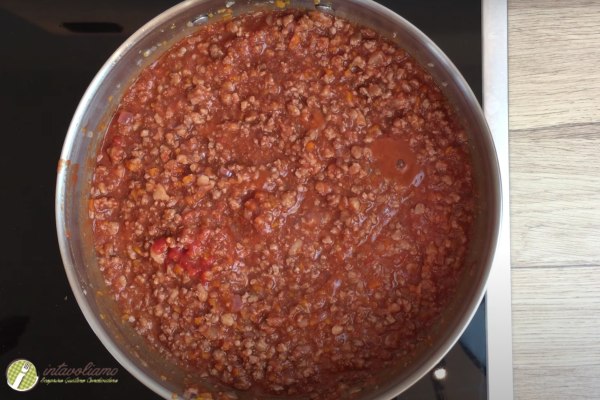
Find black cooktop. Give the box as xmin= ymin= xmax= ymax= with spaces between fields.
xmin=0 ymin=1 xmax=484 ymax=399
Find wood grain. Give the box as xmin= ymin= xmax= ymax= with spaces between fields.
xmin=512 ymin=267 xmax=600 ymax=400
xmin=508 ymin=0 xmax=600 ymax=398
xmin=510 ymin=123 xmax=600 ymax=268
xmin=509 ymin=0 xmax=600 ymax=131
xmin=509 ymin=0 xmax=600 ymax=267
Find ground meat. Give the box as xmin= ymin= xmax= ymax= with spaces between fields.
xmin=90 ymin=10 xmax=475 ymax=399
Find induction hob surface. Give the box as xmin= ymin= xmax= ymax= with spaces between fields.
xmin=0 ymin=1 xmax=494 ymax=399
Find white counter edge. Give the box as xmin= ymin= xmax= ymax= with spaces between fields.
xmin=483 ymin=0 xmax=514 ymax=399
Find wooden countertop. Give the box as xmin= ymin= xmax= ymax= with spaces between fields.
xmin=509 ymin=0 xmax=600 ymax=398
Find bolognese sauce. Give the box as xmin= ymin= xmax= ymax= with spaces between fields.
xmin=89 ymin=9 xmax=475 ymax=399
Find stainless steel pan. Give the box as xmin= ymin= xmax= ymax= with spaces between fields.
xmin=56 ymin=1 xmax=501 ymax=398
